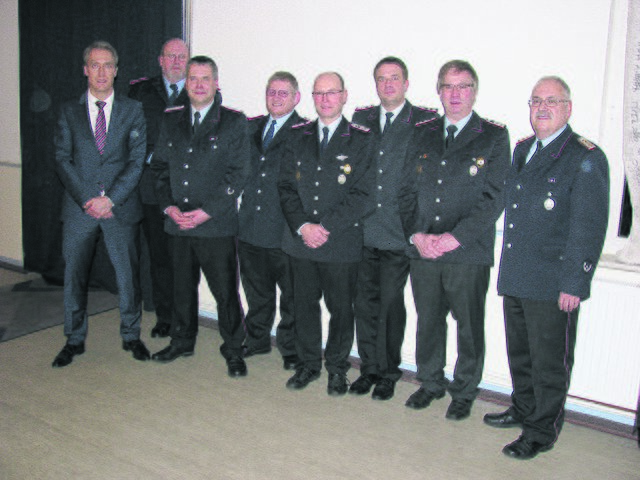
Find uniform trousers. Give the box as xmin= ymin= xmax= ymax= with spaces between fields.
xmin=170 ymin=235 xmax=244 ymax=358
xmin=354 ymin=247 xmax=410 ymax=381
xmin=141 ymin=203 xmax=173 ymax=325
xmin=63 ymin=216 xmax=141 ymax=345
xmin=238 ymin=240 xmax=295 ymax=356
xmin=410 ymin=260 xmax=489 ymax=400
xmin=290 ymin=257 xmax=358 ymax=374
xmin=503 ymin=295 xmax=579 ymax=445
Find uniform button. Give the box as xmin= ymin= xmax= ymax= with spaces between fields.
xmin=313 ymin=210 xmax=318 ymax=215
xmin=257 ymin=189 xmax=262 ymax=194
xmin=379 ymin=169 xmax=383 ymax=174
xmin=516 ymin=184 xmax=522 ymax=190
xmin=313 ymin=196 xmax=318 ymax=201
xmin=377 ymin=203 xmax=382 ymax=208
xmin=260 ymin=156 xmax=265 ymax=161
xmin=187 ymin=147 xmax=193 ymax=153
xmin=183 ymin=163 xmax=189 ymax=169
xmin=183 ymin=180 xmax=189 ymax=186
xmin=377 ymin=185 xmax=382 ymax=190
xmin=315 ymin=181 xmax=320 ymax=186
xmin=317 ymin=166 xmax=322 ymax=171
xmin=512 ymin=203 xmax=518 ymax=209
xmin=261 ymin=172 xmax=266 ymax=177
xmin=508 ymin=223 xmax=514 ymax=228
xmin=256 ymin=206 xmax=261 ymax=211
xmin=213 ymin=145 xmax=217 ymax=149
xmin=183 ymin=197 xmax=189 ymax=203
xmin=441 ymin=160 xmax=446 ymax=166
xmin=437 ymin=179 xmax=443 ymax=184
xmin=297 ymin=161 xmax=301 ymax=166
xmin=435 ymin=216 xmax=440 ymax=221
xmin=379 ymin=151 xmax=384 ymax=156
xmin=167 ymin=142 xmax=173 ymax=147
xmin=507 ymin=243 xmax=512 ymax=248
xmin=435 ymin=198 xmax=440 ymax=203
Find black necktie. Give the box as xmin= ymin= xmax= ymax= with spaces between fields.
xmin=320 ymin=126 xmax=329 ymax=152
xmin=383 ymin=112 xmax=393 ymax=135
xmin=263 ymin=119 xmax=277 ymax=149
xmin=519 ymin=140 xmax=543 ymax=172
xmin=193 ymin=111 xmax=201 ymax=135
xmin=95 ymin=101 xmax=107 ymax=155
xmin=168 ymin=84 xmax=179 ymax=105
xmin=445 ymin=124 xmax=457 ymax=149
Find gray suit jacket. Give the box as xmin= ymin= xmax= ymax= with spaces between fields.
xmin=54 ymin=92 xmax=146 ymax=225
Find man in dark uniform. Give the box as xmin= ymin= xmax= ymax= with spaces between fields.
xmin=150 ymin=56 xmax=250 ymax=378
xmin=239 ymin=71 xmax=303 ymax=370
xmin=279 ymin=72 xmax=374 ymax=395
xmin=398 ymin=60 xmax=510 ymax=419
xmin=350 ymin=56 xmax=438 ymax=401
xmin=484 ymin=76 xmax=609 ymax=460
xmin=128 ymin=38 xmax=189 ymax=338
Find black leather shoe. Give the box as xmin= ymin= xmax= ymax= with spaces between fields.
xmin=349 ymin=373 xmax=379 ymax=395
xmin=151 ymin=345 xmax=194 ymax=363
xmin=52 ymin=343 xmax=85 ymax=368
xmin=242 ymin=345 xmax=272 ymax=358
xmin=484 ymin=410 xmax=522 ymax=428
xmin=150 ymin=323 xmax=171 ymax=338
xmin=372 ymin=378 xmax=395 ymax=401
xmin=327 ymin=373 xmax=349 ymax=396
xmin=502 ymin=436 xmax=553 ymax=460
xmin=405 ymin=387 xmax=445 ymax=409
xmin=286 ymin=367 xmax=320 ymax=390
xmin=282 ymin=354 xmax=299 ymax=371
xmin=445 ymin=398 xmax=473 ymax=420
xmin=227 ymin=355 xmax=247 ymax=377
xmin=122 ymin=339 xmax=151 ymax=361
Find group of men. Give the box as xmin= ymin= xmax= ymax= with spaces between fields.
xmin=51 ymin=38 xmax=609 ymax=461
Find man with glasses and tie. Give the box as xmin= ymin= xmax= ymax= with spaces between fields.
xmin=52 ymin=41 xmax=148 ymax=367
xmin=150 ymin=56 xmax=251 ymax=379
xmin=239 ymin=72 xmax=304 ymax=371
xmin=278 ymin=72 xmax=375 ymax=395
xmin=398 ymin=60 xmax=510 ymax=419
xmin=128 ymin=38 xmax=190 ymax=339
xmin=349 ymin=56 xmax=438 ymax=401
xmin=484 ymin=76 xmax=609 ymax=460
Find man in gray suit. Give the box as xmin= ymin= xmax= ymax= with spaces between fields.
xmin=350 ymin=57 xmax=438 ymax=401
xmin=52 ymin=40 xmax=149 ymax=367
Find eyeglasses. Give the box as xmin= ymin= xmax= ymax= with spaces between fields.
xmin=88 ymin=63 xmax=116 ymax=72
xmin=312 ymin=90 xmax=343 ymax=99
xmin=164 ymin=54 xmax=188 ymax=62
xmin=528 ymin=97 xmax=570 ymax=108
xmin=267 ymin=89 xmax=291 ymax=99
xmin=440 ymin=83 xmax=474 ymax=92
xmin=376 ymin=75 xmax=402 ymax=84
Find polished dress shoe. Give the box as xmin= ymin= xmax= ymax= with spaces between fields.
xmin=502 ymin=435 xmax=553 ymax=460
xmin=52 ymin=342 xmax=85 ymax=368
xmin=242 ymin=345 xmax=272 ymax=358
xmin=349 ymin=373 xmax=379 ymax=395
xmin=286 ymin=367 xmax=320 ymax=390
xmin=445 ymin=398 xmax=473 ymax=420
xmin=327 ymin=373 xmax=349 ymax=396
xmin=405 ymin=387 xmax=445 ymax=409
xmin=151 ymin=345 xmax=194 ymax=363
xmin=483 ymin=410 xmax=522 ymax=428
xmin=150 ymin=323 xmax=171 ymax=338
xmin=227 ymin=355 xmax=248 ymax=378
xmin=372 ymin=378 xmax=395 ymax=401
xmin=122 ymin=339 xmax=151 ymax=361
xmin=282 ymin=354 xmax=299 ymax=371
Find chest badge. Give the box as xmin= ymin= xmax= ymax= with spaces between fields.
xmin=338 ymin=174 xmax=347 ymax=184
xmin=336 ymin=154 xmax=349 ymax=161
xmin=341 ymin=164 xmax=352 ymax=174
xmin=469 ymin=165 xmax=478 ymax=176
xmin=544 ymin=198 xmax=555 ymax=210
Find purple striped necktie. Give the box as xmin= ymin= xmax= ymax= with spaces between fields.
xmin=95 ymin=100 xmax=107 ymax=155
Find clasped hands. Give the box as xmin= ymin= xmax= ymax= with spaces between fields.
xmin=166 ymin=206 xmax=212 ymax=230
xmin=83 ymin=196 xmax=114 ymax=219
xmin=412 ymin=232 xmax=460 ymax=259
xmin=301 ymin=223 xmax=329 ymax=249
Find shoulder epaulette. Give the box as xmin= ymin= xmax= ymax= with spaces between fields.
xmin=247 ymin=114 xmax=266 ymax=122
xmin=164 ymin=105 xmax=185 ymax=113
xmin=222 ymin=105 xmax=244 ymax=114
xmin=483 ymin=118 xmax=506 ymax=129
xmin=516 ymin=134 xmax=534 ymax=145
xmin=415 ymin=117 xmax=438 ymax=127
xmin=577 ymin=136 xmax=596 ymax=151
xmin=129 ymin=77 xmax=148 ymax=85
xmin=292 ymin=120 xmax=312 ymax=129
xmin=354 ymin=105 xmax=376 ymax=112
xmin=350 ymin=122 xmax=371 ymax=133
xmin=415 ymin=105 xmax=439 ymax=113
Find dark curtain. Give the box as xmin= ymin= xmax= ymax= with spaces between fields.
xmin=20 ymin=0 xmax=183 ymax=288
